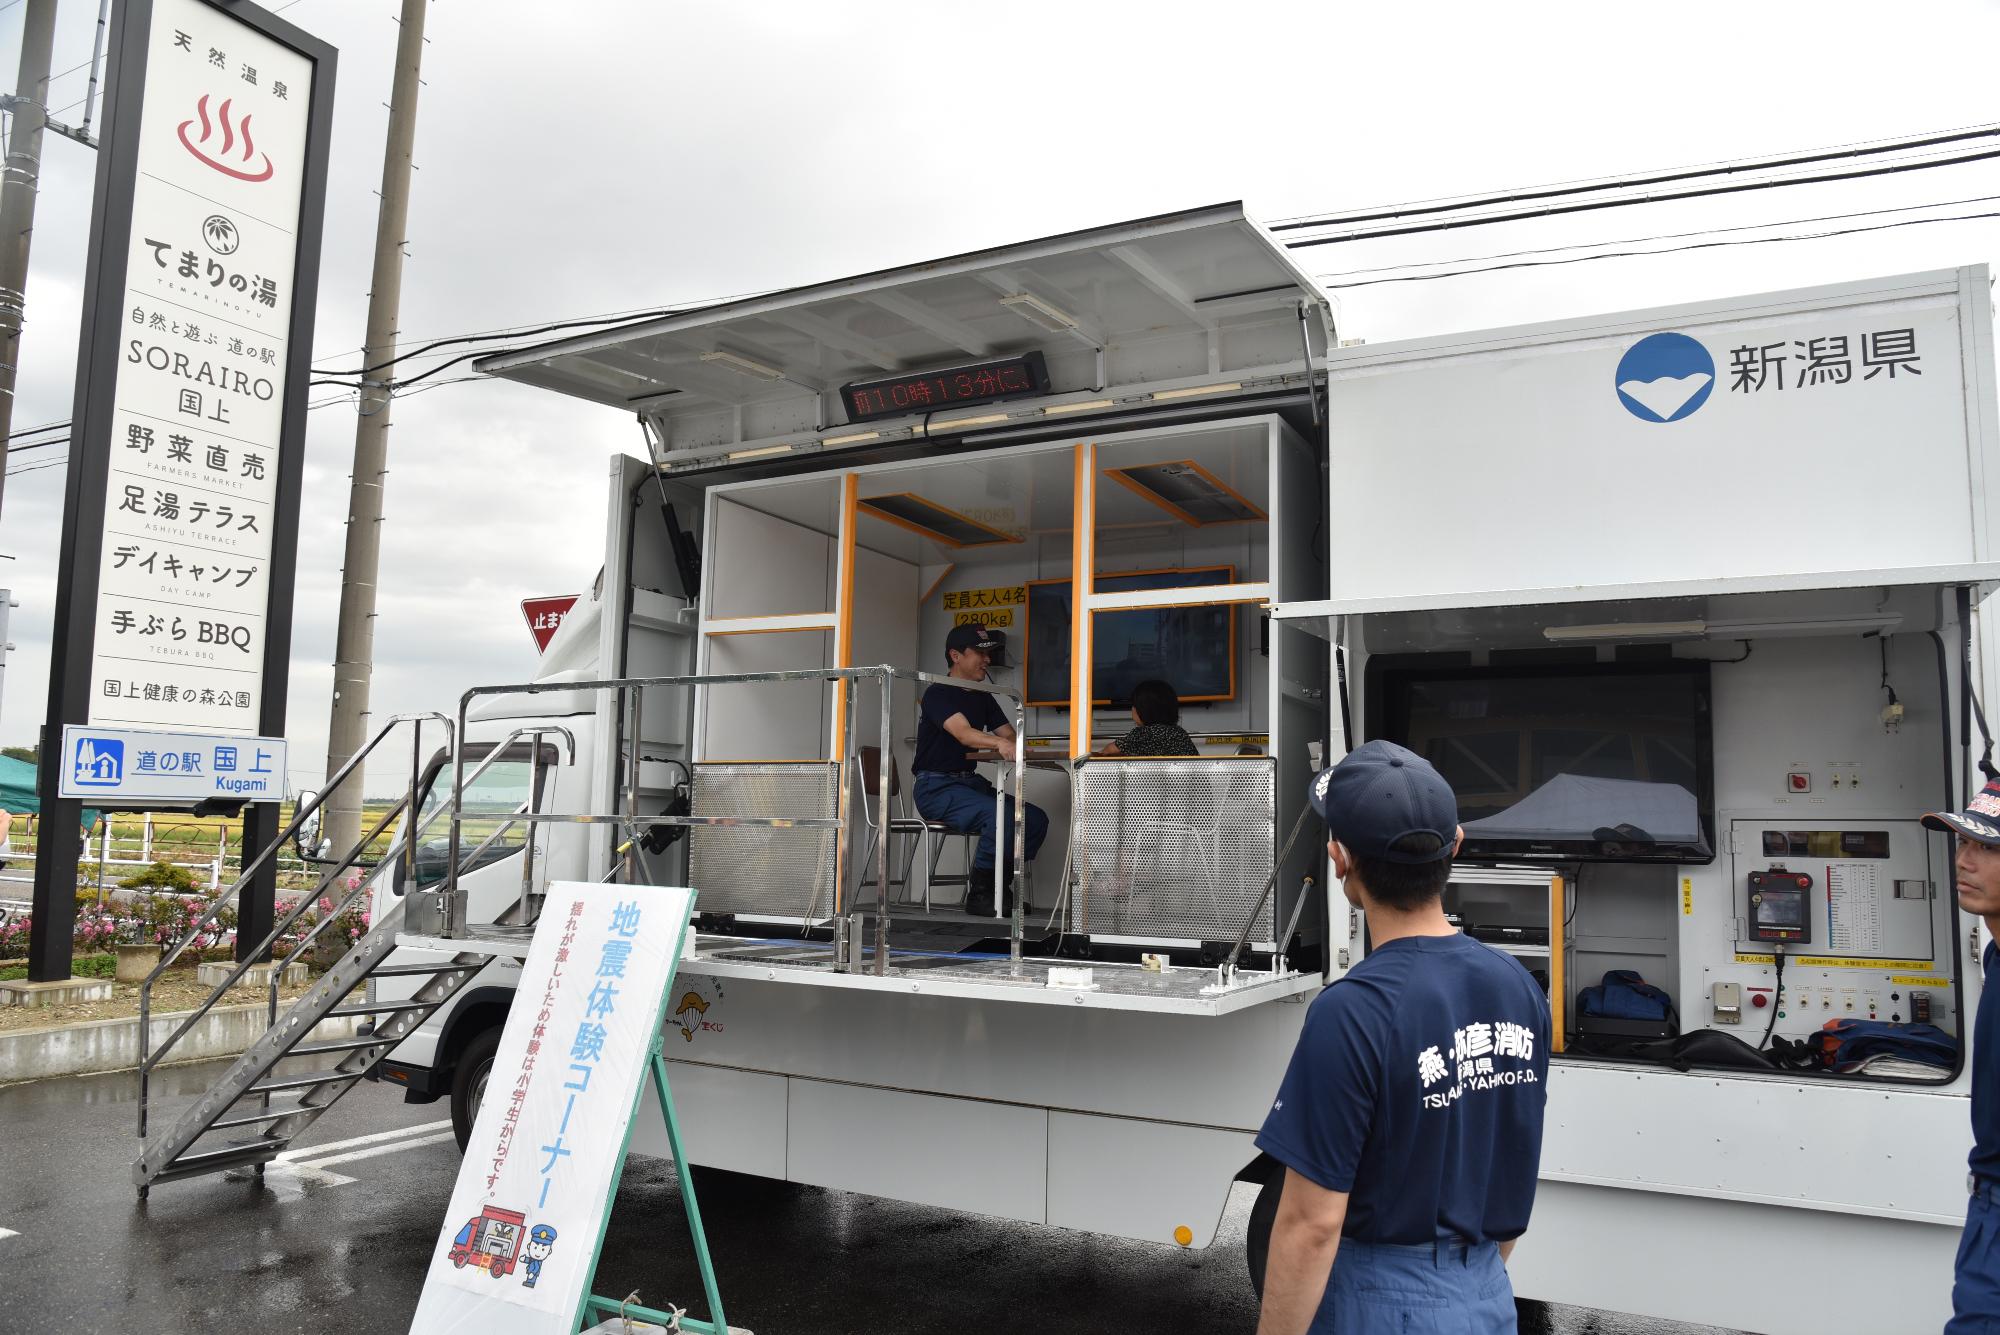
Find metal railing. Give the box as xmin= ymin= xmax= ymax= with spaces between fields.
xmin=434 ymin=665 xmax=1032 ymax=978
xmin=136 ymin=712 xmax=448 ymax=1139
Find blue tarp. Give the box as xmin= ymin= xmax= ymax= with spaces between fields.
xmin=0 ymin=753 xmax=102 ymax=828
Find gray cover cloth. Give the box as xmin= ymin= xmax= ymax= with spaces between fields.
xmin=1461 ymin=773 xmax=1701 ymax=844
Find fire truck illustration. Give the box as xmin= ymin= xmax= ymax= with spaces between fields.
xmin=447 ymin=1205 xmax=528 ymax=1277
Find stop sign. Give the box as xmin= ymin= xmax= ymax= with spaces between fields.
xmin=520 ymin=595 xmax=579 ymax=654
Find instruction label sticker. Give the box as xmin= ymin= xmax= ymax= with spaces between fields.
xmin=1890 ymin=975 xmax=1952 ymax=987
xmin=1735 ymin=953 xmax=1938 ymax=971
xmin=1682 ymin=877 xmax=1693 ymax=917
xmin=943 ymin=585 xmax=1025 ymax=630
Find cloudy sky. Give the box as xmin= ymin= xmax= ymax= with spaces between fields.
xmin=7 ymin=0 xmax=2000 ymax=795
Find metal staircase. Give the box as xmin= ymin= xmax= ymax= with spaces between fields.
xmin=132 ymin=717 xmax=563 ymax=1195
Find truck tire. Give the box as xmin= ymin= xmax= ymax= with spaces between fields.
xmin=451 ymin=1027 xmax=503 ymax=1151
xmin=1246 ymin=1169 xmax=1283 ymax=1299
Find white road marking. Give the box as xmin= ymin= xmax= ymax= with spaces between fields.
xmin=277 ymin=1118 xmax=451 ymax=1162
xmin=303 ymin=1129 xmax=456 ymax=1169
xmin=0 ymin=1228 xmax=18 ymax=1242
xmin=257 ymin=1119 xmax=457 ymax=1196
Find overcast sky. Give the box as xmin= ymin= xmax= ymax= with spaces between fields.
xmin=7 ymin=0 xmax=2000 ymax=795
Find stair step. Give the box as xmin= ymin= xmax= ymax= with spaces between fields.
xmin=324 ymin=1000 xmax=433 ymax=1019
xmin=152 ymin=1137 xmax=287 ymax=1182
xmin=207 ymin=1104 xmax=309 ymax=1131
xmin=242 ymin=1070 xmax=360 ymax=1097
xmin=370 ymin=961 xmax=479 ymax=977
xmin=290 ymin=1034 xmax=399 ymax=1058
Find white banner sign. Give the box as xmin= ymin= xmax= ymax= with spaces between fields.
xmin=86 ymin=0 xmax=316 ymax=736
xmin=410 ymin=883 xmax=694 ymax=1335
xmin=58 ymin=723 xmax=286 ymax=803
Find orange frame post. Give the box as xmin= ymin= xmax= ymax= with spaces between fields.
xmin=1069 ymin=443 xmax=1095 ymax=760
xmin=830 ymin=472 xmax=860 ymax=913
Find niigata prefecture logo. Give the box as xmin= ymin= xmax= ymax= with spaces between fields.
xmin=1615 ymin=332 xmax=1715 ymax=423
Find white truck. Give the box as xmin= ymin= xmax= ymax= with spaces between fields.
xmin=190 ymin=204 xmax=2000 ymax=1334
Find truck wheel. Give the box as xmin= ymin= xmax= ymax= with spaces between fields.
xmin=451 ymin=1028 xmax=503 ymax=1150
xmin=1246 ymin=1170 xmax=1284 ymax=1299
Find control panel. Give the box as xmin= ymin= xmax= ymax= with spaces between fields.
xmin=1702 ymin=817 xmax=1959 ymax=1044
xmin=1746 ymin=868 xmax=1812 ymax=943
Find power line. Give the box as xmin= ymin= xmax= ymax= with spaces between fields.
xmin=1314 ymin=206 xmax=2000 ymax=289
xmin=1283 ymin=143 xmax=2000 ymax=248
xmin=1316 ymin=192 xmax=2000 ymax=283
xmin=309 ymin=299 xmax=763 ymax=379
xmin=0 ymin=387 xmax=424 ymax=480
xmin=1270 ymin=121 xmax=2000 ymax=233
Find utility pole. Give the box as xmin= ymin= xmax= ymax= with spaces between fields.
xmin=0 ymin=0 xmax=60 ymax=518
xmin=324 ymin=0 xmax=428 ymax=856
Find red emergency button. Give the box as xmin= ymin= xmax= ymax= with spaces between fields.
xmin=1753 ymin=993 xmax=1769 ymax=1008
xmin=1787 ymin=772 xmax=1811 ymax=793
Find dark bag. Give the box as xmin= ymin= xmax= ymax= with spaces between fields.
xmin=1575 ymin=969 xmax=1675 ymax=1021
xmin=1570 ymin=1027 xmax=1776 ymax=1071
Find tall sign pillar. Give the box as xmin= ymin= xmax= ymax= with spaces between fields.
xmin=28 ymin=0 xmax=334 ymax=984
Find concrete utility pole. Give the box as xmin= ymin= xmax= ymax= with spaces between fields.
xmin=324 ymin=0 xmax=428 ymax=856
xmin=0 ymin=0 xmax=60 ymax=519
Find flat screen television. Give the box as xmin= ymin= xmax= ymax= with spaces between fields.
xmin=1375 ymin=660 xmax=1714 ymax=864
xmin=1024 ymin=566 xmax=1236 ymax=709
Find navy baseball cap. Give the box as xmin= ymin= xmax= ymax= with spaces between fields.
xmin=945 ymin=623 xmax=1001 ymax=655
xmin=1923 ymin=777 xmax=2000 ymax=846
xmin=1307 ymin=740 xmax=1458 ymax=863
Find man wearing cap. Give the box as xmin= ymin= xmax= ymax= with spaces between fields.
xmin=1255 ymin=740 xmax=1550 ymax=1335
xmin=1925 ymin=778 xmax=2000 ymax=1332
xmin=911 ymin=623 xmax=1049 ymax=917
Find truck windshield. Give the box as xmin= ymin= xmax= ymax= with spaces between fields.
xmin=399 ymin=751 xmax=545 ymax=890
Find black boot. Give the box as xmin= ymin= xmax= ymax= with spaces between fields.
xmin=962 ymin=877 xmax=1016 ymax=918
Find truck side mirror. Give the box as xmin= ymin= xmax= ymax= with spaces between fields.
xmin=292 ymin=791 xmax=324 ymax=862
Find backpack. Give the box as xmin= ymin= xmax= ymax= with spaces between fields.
xmin=1575 ymin=969 xmax=1675 ymax=1022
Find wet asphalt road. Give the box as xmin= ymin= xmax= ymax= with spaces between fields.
xmin=0 ymin=1060 xmax=1739 ymax=1335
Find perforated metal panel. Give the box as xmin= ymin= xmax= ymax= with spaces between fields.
xmin=1072 ymin=757 xmax=1275 ymax=942
xmin=688 ymin=762 xmax=840 ymax=919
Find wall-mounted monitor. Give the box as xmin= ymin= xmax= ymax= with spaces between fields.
xmin=1373 ymin=659 xmax=1715 ymax=864
xmin=1024 ymin=566 xmax=1236 ymax=709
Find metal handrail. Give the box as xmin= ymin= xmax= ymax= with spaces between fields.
xmin=136 ymin=713 xmax=449 ymax=1139
xmin=136 ymin=719 xmax=454 ymax=1135
xmin=140 ymin=711 xmax=447 ymax=985
xmin=136 ymin=724 xmax=567 ymax=1142
xmin=448 ymin=666 xmax=1031 ymax=978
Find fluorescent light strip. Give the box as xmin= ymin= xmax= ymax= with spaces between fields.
xmin=726 ymin=443 xmax=794 ymax=461
xmin=999 ymin=291 xmax=1079 ymax=332
xmin=1045 ymin=399 xmax=1115 ymax=415
xmin=1150 ymin=382 xmax=1242 ymax=401
xmin=1543 ymin=620 xmax=1706 ymax=642
xmin=821 ymin=430 xmax=880 ymax=447
xmin=701 ymin=350 xmax=785 ymax=381
xmin=927 ymin=413 xmax=1010 ymax=431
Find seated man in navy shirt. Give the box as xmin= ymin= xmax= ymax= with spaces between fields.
xmin=911 ymin=623 xmax=1048 ymax=917
xmin=1256 ymin=740 xmax=1551 ymax=1335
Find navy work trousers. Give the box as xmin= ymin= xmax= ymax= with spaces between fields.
xmin=910 ymin=771 xmax=1048 ymax=885
xmin=1951 ymin=1183 xmax=2000 ymax=1333
xmin=1310 ymin=1238 xmax=1516 ymax=1334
